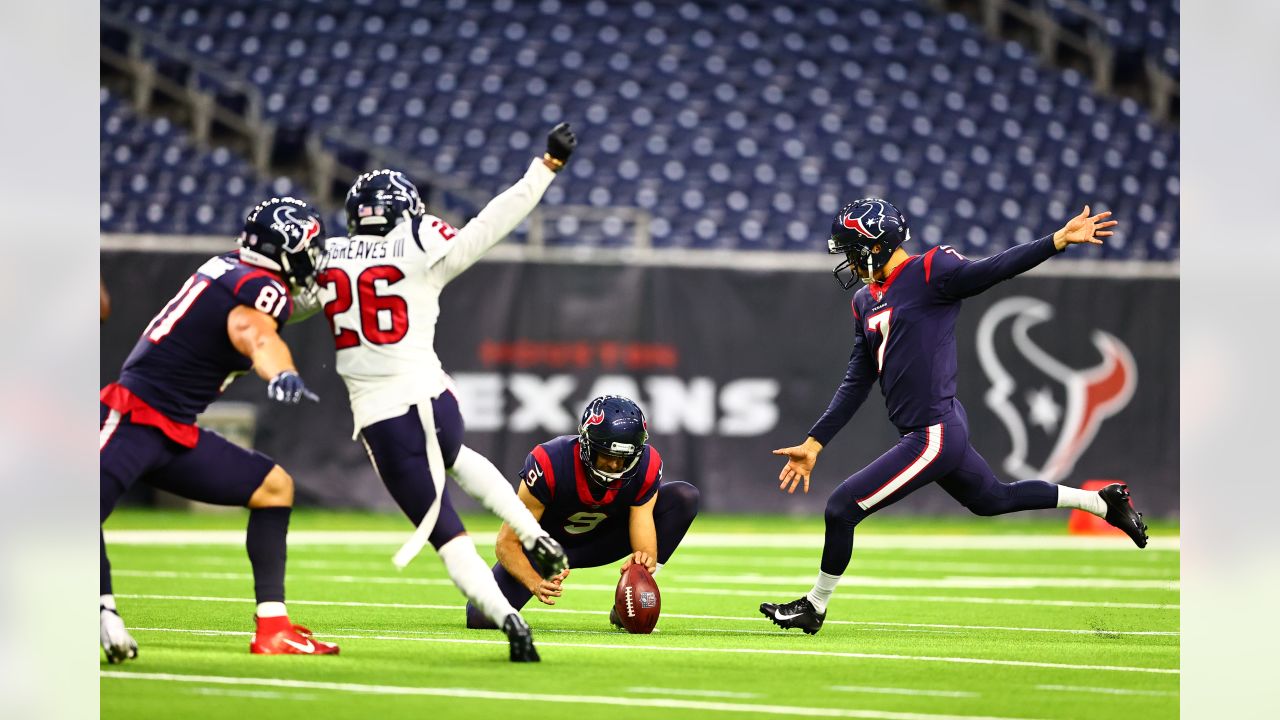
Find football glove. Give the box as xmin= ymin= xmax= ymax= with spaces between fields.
xmin=546 ymin=122 xmax=577 ymax=164
xmin=101 ymin=606 xmax=138 ymax=664
xmin=267 ymin=371 xmax=319 ymax=404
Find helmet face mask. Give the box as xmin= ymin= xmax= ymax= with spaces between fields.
xmin=828 ymin=198 xmax=910 ymax=290
xmin=345 ymin=169 xmax=425 ymax=237
xmin=238 ymin=197 xmax=327 ymax=297
xmin=577 ymin=395 xmax=649 ymax=488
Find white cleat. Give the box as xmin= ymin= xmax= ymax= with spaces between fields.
xmin=101 ymin=607 xmax=138 ymax=664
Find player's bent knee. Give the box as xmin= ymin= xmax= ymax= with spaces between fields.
xmin=247 ymin=465 xmax=294 ymax=508
xmin=664 ymin=481 xmax=701 ymax=516
xmin=825 ymin=489 xmax=867 ymax=528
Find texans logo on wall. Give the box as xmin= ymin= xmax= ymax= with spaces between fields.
xmin=975 ymin=296 xmax=1137 ymax=484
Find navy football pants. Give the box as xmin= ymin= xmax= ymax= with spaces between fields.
xmin=358 ymin=391 xmax=467 ymax=549
xmin=821 ymin=401 xmax=1058 ymax=575
xmin=99 ymin=403 xmax=280 ymax=599
xmin=465 ymin=481 xmax=701 ymax=628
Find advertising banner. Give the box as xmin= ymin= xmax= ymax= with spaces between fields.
xmin=101 ymin=252 xmax=1178 ymax=516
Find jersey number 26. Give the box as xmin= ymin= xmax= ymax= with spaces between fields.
xmin=318 ymin=266 xmax=409 ymax=349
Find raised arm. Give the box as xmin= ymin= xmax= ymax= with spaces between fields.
xmin=940 ymin=206 xmax=1117 ymax=299
xmin=435 ymin=123 xmax=576 ymax=282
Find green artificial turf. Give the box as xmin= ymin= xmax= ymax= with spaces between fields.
xmin=102 ymin=511 xmax=1179 ymax=719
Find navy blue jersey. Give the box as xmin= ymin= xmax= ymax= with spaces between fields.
xmin=810 ymin=236 xmax=1060 ymax=438
xmin=115 ymin=253 xmax=293 ymax=424
xmin=519 ymin=435 xmax=663 ymax=541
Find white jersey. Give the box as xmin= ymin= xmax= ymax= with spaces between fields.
xmin=319 ymin=158 xmax=557 ymax=435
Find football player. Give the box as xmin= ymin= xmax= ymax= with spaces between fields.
xmin=100 ymin=197 xmax=338 ymax=660
xmin=464 ymin=395 xmax=700 ymax=630
xmin=316 ymin=124 xmax=577 ymax=662
xmin=761 ymin=199 xmax=1149 ymax=635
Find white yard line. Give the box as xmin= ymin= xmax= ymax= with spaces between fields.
xmin=667 ymin=556 xmax=1179 ymax=579
xmin=103 ymin=530 xmax=1180 ymax=551
xmin=184 ymin=687 xmax=318 ymax=701
xmin=830 ymin=686 xmax=980 ymax=699
xmin=113 ymin=572 xmax=1179 ymax=610
xmin=674 ymin=574 xmax=1178 ymax=591
xmin=626 ymin=686 xmax=761 ymax=699
xmin=1035 ymin=684 xmax=1178 ymax=697
xmin=125 ymin=627 xmax=1180 ymax=674
xmin=101 ymin=671 xmax=1042 ymax=720
xmin=117 ymin=594 xmax=1178 ymax=636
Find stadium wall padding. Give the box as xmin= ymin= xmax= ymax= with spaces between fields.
xmin=101 ymin=252 xmax=1179 ymax=517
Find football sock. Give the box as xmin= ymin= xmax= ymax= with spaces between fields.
xmin=653 ymin=563 xmax=664 ymax=576
xmin=246 ymin=507 xmax=291 ymax=604
xmin=438 ymin=534 xmax=519 ymax=626
xmin=100 ymin=594 xmax=116 ymax=612
xmin=101 ymin=529 xmax=113 ymax=595
xmin=256 ymin=601 xmax=288 ymax=618
xmin=806 ymin=572 xmax=841 ymax=613
xmin=1056 ymin=485 xmax=1107 ymax=517
xmin=449 ymin=446 xmax=545 ymax=547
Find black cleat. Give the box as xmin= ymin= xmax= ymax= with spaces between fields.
xmin=1100 ymin=483 xmax=1148 ymax=549
xmin=502 ymin=614 xmax=540 ymax=663
xmin=760 ymin=596 xmax=826 ymax=635
xmin=527 ymin=535 xmax=569 ymax=580
xmin=608 ymin=605 xmax=624 ymax=629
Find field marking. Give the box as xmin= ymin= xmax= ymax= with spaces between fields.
xmin=697 ymin=628 xmax=964 ymax=637
xmin=667 ymin=556 xmax=1179 ymax=579
xmin=103 ymin=530 xmax=1179 ymax=551
xmin=126 ymin=627 xmax=1180 ymax=675
xmin=185 ymin=687 xmax=318 ymax=701
xmin=675 ymin=574 xmax=1178 ymax=591
xmin=626 ymin=686 xmax=761 ymax=699
xmin=830 ymin=686 xmax=980 ymax=699
xmin=1035 ymin=684 xmax=1179 ymax=697
xmin=117 ymin=594 xmax=1180 ymax=635
xmin=101 ymin=671 xmax=1043 ymax=720
xmin=112 ymin=571 xmax=1180 ymax=609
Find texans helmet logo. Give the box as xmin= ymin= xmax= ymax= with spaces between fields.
xmin=842 ymin=200 xmax=890 ymax=239
xmin=584 ymin=408 xmax=606 ymax=427
xmin=975 ymin=297 xmax=1137 ymax=483
xmin=271 ymin=205 xmax=320 ymax=250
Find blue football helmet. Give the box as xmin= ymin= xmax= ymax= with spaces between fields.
xmin=238 ymin=196 xmax=327 ymax=295
xmin=345 ymin=169 xmax=426 ymax=236
xmin=578 ymin=395 xmax=649 ymax=488
xmin=828 ymin=197 xmax=911 ymax=290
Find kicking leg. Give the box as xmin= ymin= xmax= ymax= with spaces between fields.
xmin=937 ymin=446 xmax=1147 ymax=547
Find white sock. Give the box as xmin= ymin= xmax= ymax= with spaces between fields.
xmin=1056 ymin=485 xmax=1107 ymax=517
xmin=100 ymin=594 xmax=116 ymax=611
xmin=256 ymin=601 xmax=288 ymax=618
xmin=449 ymin=446 xmax=546 ymax=548
xmin=653 ymin=563 xmax=663 ymax=576
xmin=438 ymin=534 xmax=519 ymax=626
xmin=806 ymin=571 xmax=841 ymax=613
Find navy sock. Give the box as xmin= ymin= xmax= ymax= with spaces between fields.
xmin=101 ymin=529 xmax=113 ymax=595
xmin=820 ymin=483 xmax=869 ymax=576
xmin=246 ymin=507 xmax=291 ymax=604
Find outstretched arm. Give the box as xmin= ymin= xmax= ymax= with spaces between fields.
xmin=776 ymin=327 xmax=876 ymax=494
xmin=435 ymin=123 xmax=577 ymax=282
xmin=227 ymin=305 xmax=318 ymax=403
xmin=941 ymin=206 xmax=1117 ymax=298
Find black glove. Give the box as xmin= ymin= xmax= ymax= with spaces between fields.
xmin=546 ymin=122 xmax=577 ymax=164
xmin=267 ymin=371 xmax=319 ymax=404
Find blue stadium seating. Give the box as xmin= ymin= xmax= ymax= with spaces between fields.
xmin=100 ymin=0 xmax=1179 ymax=260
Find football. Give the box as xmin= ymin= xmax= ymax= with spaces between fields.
xmin=614 ymin=563 xmax=661 ymax=634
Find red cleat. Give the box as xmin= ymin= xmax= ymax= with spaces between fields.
xmin=250 ymin=615 xmax=340 ymax=655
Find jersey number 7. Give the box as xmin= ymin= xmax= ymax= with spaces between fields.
xmin=866 ymin=308 xmax=892 ymax=373
xmin=318 ymin=266 xmax=409 ymax=349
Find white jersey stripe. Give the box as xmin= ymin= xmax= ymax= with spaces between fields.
xmin=857 ymin=424 xmax=944 ymax=510
xmin=100 ymin=409 xmax=123 ymax=452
